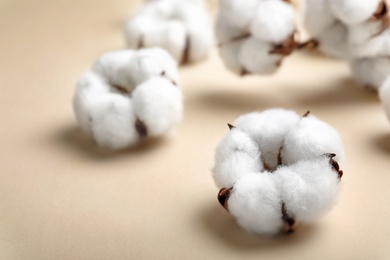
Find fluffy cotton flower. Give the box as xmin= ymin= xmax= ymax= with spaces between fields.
xmin=213 ymin=109 xmax=344 ymax=236
xmin=124 ymin=0 xmax=213 ymax=65
xmin=73 ymin=48 xmax=183 ymax=150
xmin=350 ymin=57 xmax=390 ymax=91
xmin=216 ymin=0 xmax=297 ymax=76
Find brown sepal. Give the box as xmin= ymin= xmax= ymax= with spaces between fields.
xmin=218 ymin=187 xmax=233 ymax=211
xmin=325 ymin=153 xmax=343 ymax=179
xmin=281 ymin=203 xmax=298 ymax=234
xmin=135 ymin=118 xmax=148 ymax=138
xmin=180 ymin=35 xmax=191 ymax=65
xmin=227 ymin=123 xmax=235 ymax=130
xmin=270 ymin=34 xmax=296 ymax=56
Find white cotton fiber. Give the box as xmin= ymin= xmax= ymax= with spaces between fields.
xmin=219 ymin=39 xmax=245 ymax=75
xmin=228 ymin=172 xmax=283 ymax=236
xmin=250 ymin=0 xmax=295 ymax=44
xmin=282 ymin=115 xmax=344 ymax=165
xmin=238 ymin=38 xmax=283 ymax=75
xmin=73 ymin=48 xmax=183 ymax=150
xmin=88 ymin=94 xmax=139 ymax=150
xmin=218 ymin=0 xmax=259 ymax=30
xmin=215 ymin=15 xmax=244 ymax=45
xmin=350 ymin=57 xmax=390 ymax=90
xmin=379 ymin=76 xmax=390 ymax=121
xmin=124 ymin=0 xmax=213 ymax=64
xmin=132 ymin=77 xmax=183 ymax=137
xmin=234 ymin=109 xmax=300 ymax=170
xmin=213 ymin=128 xmax=263 ymax=189
xmin=303 ymin=0 xmax=335 ymax=36
xmin=275 ymin=156 xmax=340 ymax=223
xmin=328 ymin=0 xmax=381 ymax=25
xmin=317 ymin=22 xmax=350 ymax=59
xmin=92 ymin=50 xmax=135 ymax=92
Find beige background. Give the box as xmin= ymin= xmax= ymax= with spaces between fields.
xmin=1 ymin=0 xmax=390 ymax=259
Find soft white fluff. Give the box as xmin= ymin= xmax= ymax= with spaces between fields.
xmin=212 ymin=128 xmax=263 ymax=189
xmin=234 ymin=109 xmax=300 ymax=170
xmin=216 ymin=0 xmax=296 ymax=75
xmin=303 ymin=0 xmax=336 ymax=36
xmin=124 ymin=0 xmax=213 ymax=64
xmin=73 ymin=48 xmax=182 ymax=149
xmin=132 ymin=77 xmax=183 ymax=137
xmin=350 ymin=57 xmax=390 ymax=90
xmin=328 ymin=0 xmax=381 ymax=25
xmin=275 ymin=156 xmax=340 ymax=223
xmin=316 ymin=22 xmax=351 ymax=59
xmin=250 ymin=0 xmax=295 ymax=44
xmin=228 ymin=172 xmax=283 ymax=236
xmin=379 ymin=76 xmax=390 ymax=121
xmin=282 ymin=115 xmax=344 ymax=165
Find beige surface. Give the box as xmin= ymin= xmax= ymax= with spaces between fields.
xmin=1 ymin=0 xmax=390 ymax=259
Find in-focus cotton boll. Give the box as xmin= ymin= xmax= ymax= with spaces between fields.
xmin=124 ymin=0 xmax=213 ymax=64
xmin=132 ymin=77 xmax=183 ymax=137
xmin=282 ymin=114 xmax=344 ymax=165
xmin=328 ymin=0 xmax=381 ymax=25
xmin=212 ymin=128 xmax=263 ymax=189
xmin=234 ymin=109 xmax=300 ymax=170
xmin=350 ymin=57 xmax=390 ymax=90
xmin=73 ymin=48 xmax=183 ymax=150
xmin=216 ymin=0 xmax=297 ymax=75
xmin=275 ymin=156 xmax=340 ymax=223
xmin=228 ymin=172 xmax=283 ymax=236
xmin=379 ymin=76 xmax=390 ymax=121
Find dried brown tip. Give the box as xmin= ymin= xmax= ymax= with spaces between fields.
xmin=113 ymin=84 xmax=129 ymax=94
xmin=270 ymin=34 xmax=296 ymax=56
xmin=370 ymin=0 xmax=390 ymax=36
xmin=227 ymin=123 xmax=235 ymax=130
xmin=180 ymin=35 xmax=191 ymax=65
xmin=218 ymin=187 xmax=233 ymax=211
xmin=135 ymin=118 xmax=148 ymax=138
xmin=240 ymin=68 xmax=250 ymax=77
xmin=297 ymin=39 xmax=319 ymax=50
xmin=277 ymin=146 xmax=283 ymax=166
xmin=282 ymin=203 xmax=297 ymax=234
xmin=161 ymin=71 xmax=165 ymax=76
xmin=325 ymin=153 xmax=343 ymax=179
xmin=137 ymin=35 xmax=144 ymax=49
xmin=303 ymin=110 xmax=310 ymax=117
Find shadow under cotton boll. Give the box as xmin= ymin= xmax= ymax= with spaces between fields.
xmin=372 ymin=133 xmax=390 ymax=154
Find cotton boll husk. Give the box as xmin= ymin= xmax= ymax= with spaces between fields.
xmin=350 ymin=57 xmax=390 ymax=90
xmin=275 ymin=157 xmax=340 ymax=222
xmin=282 ymin=115 xmax=344 ymax=165
xmin=132 ymin=77 xmax=183 ymax=137
xmin=124 ymin=15 xmax=156 ymax=49
xmin=92 ymin=50 xmax=135 ymax=92
xmin=250 ymin=0 xmax=295 ymax=44
xmin=238 ymin=38 xmax=283 ymax=75
xmin=215 ymin=14 xmax=245 ymax=44
xmin=129 ymin=48 xmax=180 ymax=87
xmin=379 ymin=76 xmax=390 ymax=121
xmin=234 ymin=109 xmax=300 ymax=170
xmin=88 ymin=94 xmax=139 ymax=150
xmin=228 ymin=172 xmax=283 ymax=236
xmin=218 ymin=0 xmax=260 ymax=30
xmin=219 ymin=39 xmax=245 ymax=75
xmin=316 ymin=22 xmax=350 ymax=59
xmin=302 ymin=0 xmax=335 ymax=36
xmin=328 ymin=0 xmax=381 ymax=25
xmin=212 ymin=128 xmax=263 ymax=188
xmin=73 ymin=72 xmax=111 ymax=133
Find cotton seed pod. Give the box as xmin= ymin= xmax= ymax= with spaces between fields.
xmin=234 ymin=108 xmax=300 ymax=171
xmin=379 ymin=76 xmax=390 ymax=121
xmin=124 ymin=0 xmax=213 ymax=65
xmin=328 ymin=0 xmax=382 ymax=25
xmin=216 ymin=0 xmax=297 ymax=76
xmin=275 ymin=156 xmax=341 ymax=223
xmin=350 ymin=57 xmax=390 ymax=91
xmin=73 ymin=48 xmax=183 ymax=149
xmin=212 ymin=127 xmax=263 ymax=189
xmin=282 ymin=114 xmax=344 ymax=165
xmin=227 ymin=172 xmax=284 ymax=236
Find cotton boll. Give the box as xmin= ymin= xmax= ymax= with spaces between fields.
xmin=228 ymin=172 xmax=283 ymax=236
xmin=73 ymin=72 xmax=111 ymax=133
xmin=219 ymin=39 xmax=245 ymax=75
xmin=234 ymin=109 xmax=300 ymax=170
xmin=218 ymin=0 xmax=260 ymax=30
xmin=328 ymin=0 xmax=381 ymax=25
xmin=350 ymin=57 xmax=390 ymax=90
xmin=132 ymin=77 xmax=183 ymax=137
xmin=215 ymin=14 xmax=245 ymax=45
xmin=92 ymin=50 xmax=136 ymax=92
xmin=379 ymin=76 xmax=390 ymax=121
xmin=250 ymin=0 xmax=295 ymax=44
xmin=87 ymin=94 xmax=139 ymax=150
xmin=282 ymin=115 xmax=344 ymax=165
xmin=275 ymin=157 xmax=340 ymax=222
xmin=124 ymin=15 xmax=156 ymax=49
xmin=316 ymin=22 xmax=350 ymax=59
xmin=238 ymin=38 xmax=283 ymax=75
xmin=303 ymin=0 xmax=336 ymax=36
xmin=212 ymin=128 xmax=263 ymax=188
